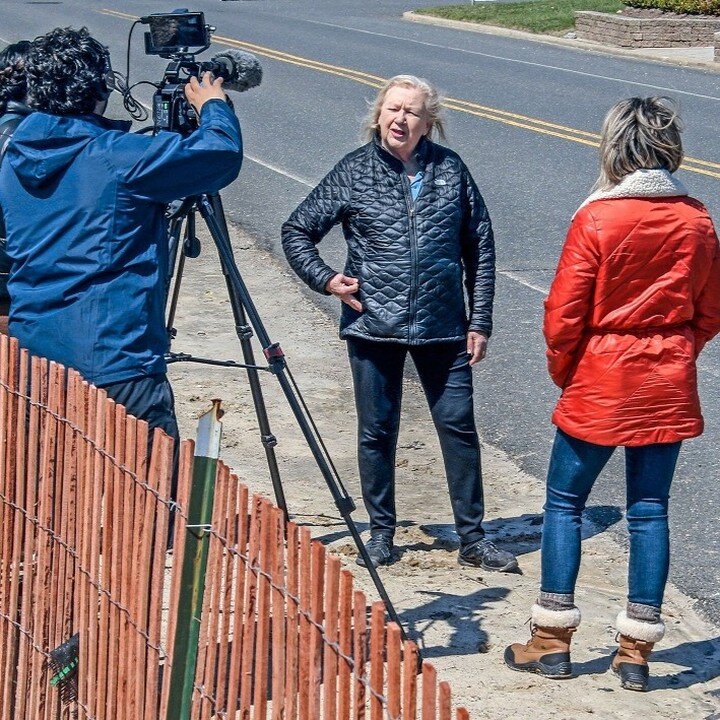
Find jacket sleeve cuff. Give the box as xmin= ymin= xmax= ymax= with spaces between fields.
xmin=314 ymin=268 xmax=338 ymax=295
xmin=468 ymin=324 xmax=491 ymax=338
xmin=199 ymin=98 xmax=232 ymax=119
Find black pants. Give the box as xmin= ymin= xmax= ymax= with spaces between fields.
xmin=102 ymin=373 xmax=180 ymax=501
xmin=347 ymin=338 xmax=485 ymax=546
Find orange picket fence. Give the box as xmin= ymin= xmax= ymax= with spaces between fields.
xmin=0 ymin=335 xmax=470 ymax=720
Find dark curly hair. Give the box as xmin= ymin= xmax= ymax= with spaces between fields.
xmin=25 ymin=27 xmax=110 ymax=115
xmin=0 ymin=40 xmax=31 ymax=115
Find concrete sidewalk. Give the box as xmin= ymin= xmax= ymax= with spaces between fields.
xmin=404 ymin=11 xmax=720 ymax=73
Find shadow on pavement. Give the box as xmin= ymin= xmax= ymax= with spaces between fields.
xmin=420 ymin=505 xmax=624 ymax=558
xmin=308 ymin=506 xmax=624 ymax=562
xmin=398 ymin=587 xmax=511 ymax=659
xmin=573 ymin=637 xmax=720 ymax=692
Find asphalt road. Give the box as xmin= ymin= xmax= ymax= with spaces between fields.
xmin=3 ymin=0 xmax=720 ymax=622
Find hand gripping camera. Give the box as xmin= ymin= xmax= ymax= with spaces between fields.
xmin=142 ymin=11 xmax=262 ymax=135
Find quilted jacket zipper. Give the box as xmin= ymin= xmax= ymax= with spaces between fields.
xmin=401 ymin=173 xmax=418 ymax=344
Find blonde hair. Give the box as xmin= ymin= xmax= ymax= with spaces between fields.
xmin=362 ymin=74 xmax=446 ymax=143
xmin=594 ymin=96 xmax=683 ymax=191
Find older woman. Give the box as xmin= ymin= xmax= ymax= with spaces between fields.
xmin=282 ymin=75 xmax=517 ymax=573
xmin=505 ymin=97 xmax=720 ymax=691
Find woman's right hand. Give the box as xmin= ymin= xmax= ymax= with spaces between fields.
xmin=325 ymin=273 xmax=362 ymax=312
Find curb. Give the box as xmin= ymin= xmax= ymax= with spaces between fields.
xmin=403 ymin=11 xmax=720 ymax=74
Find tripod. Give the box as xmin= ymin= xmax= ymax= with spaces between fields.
xmin=165 ymin=191 xmax=410 ymax=644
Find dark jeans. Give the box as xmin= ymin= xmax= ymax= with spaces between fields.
xmin=102 ymin=373 xmax=180 ymax=501
xmin=347 ymin=337 xmax=485 ymax=546
xmin=541 ymin=429 xmax=681 ymax=609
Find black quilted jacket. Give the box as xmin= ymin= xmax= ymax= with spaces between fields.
xmin=282 ymin=137 xmax=495 ymax=344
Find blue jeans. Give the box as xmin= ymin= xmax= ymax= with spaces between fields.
xmin=541 ymin=429 xmax=681 ymax=608
xmin=347 ymin=338 xmax=485 ymax=546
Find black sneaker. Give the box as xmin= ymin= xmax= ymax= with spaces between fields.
xmin=458 ymin=539 xmax=519 ymax=573
xmin=356 ymin=535 xmax=393 ymax=568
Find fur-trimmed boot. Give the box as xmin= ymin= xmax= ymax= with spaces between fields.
xmin=504 ymin=603 xmax=581 ymax=678
xmin=612 ymin=610 xmax=665 ymax=692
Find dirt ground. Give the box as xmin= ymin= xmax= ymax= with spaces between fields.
xmin=167 ymin=222 xmax=720 ymax=720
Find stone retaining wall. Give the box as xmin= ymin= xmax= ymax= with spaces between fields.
xmin=574 ymin=11 xmax=720 ymax=48
xmin=716 ymin=30 xmax=720 ymax=59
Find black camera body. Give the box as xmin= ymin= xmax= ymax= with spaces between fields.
xmin=152 ymin=56 xmax=230 ymax=134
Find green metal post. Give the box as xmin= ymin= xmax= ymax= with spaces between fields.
xmin=165 ymin=399 xmax=224 ymax=720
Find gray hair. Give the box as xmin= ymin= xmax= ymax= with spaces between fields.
xmin=594 ymin=96 xmax=683 ymax=191
xmin=362 ymin=74 xmax=446 ymax=143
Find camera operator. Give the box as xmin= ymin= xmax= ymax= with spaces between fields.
xmin=0 ymin=40 xmax=32 ymax=335
xmin=0 ymin=27 xmax=243 ymax=492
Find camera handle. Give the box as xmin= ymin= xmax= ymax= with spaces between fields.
xmin=165 ymin=192 xmax=412 ymax=648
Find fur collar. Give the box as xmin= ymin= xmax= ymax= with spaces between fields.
xmin=577 ymin=169 xmax=687 ymax=213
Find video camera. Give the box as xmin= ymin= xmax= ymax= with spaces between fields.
xmin=140 ymin=11 xmax=261 ymax=135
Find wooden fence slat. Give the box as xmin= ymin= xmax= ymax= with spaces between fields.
xmin=96 ymin=395 xmax=118 ymax=720
xmin=338 ymin=571 xmax=353 ymax=720
xmin=106 ymin=404 xmax=127 ymax=720
xmin=270 ymin=507 xmax=286 ymax=720
xmin=86 ymin=387 xmax=107 ymax=719
xmin=222 ymin=481 xmax=248 ymax=720
xmin=8 ymin=350 xmax=29 ymax=718
xmin=352 ymin=590 xmax=367 ymax=720
xmin=402 ymin=642 xmax=418 ymax=720
xmin=309 ymin=541 xmax=326 ymax=720
xmin=144 ymin=431 xmax=173 ymax=720
xmin=30 ymin=360 xmax=61 ymax=720
xmin=253 ymin=499 xmax=274 ymax=720
xmin=215 ymin=466 xmax=238 ymax=716
xmin=0 ymin=334 xmax=13 ymax=720
xmin=120 ymin=413 xmax=139 ymax=720
xmin=24 ymin=353 xmax=45 ymax=720
xmin=323 ymin=556 xmax=341 ymax=720
xmin=438 ymin=682 xmax=451 ymax=720
xmin=28 ymin=352 xmax=46 ymax=717
xmin=369 ymin=602 xmax=385 ymax=720
xmin=47 ymin=360 xmax=61 ymax=720
xmin=239 ymin=495 xmax=263 ymax=720
xmin=13 ymin=356 xmax=43 ymax=720
xmin=421 ymin=663 xmax=437 ymax=720
xmin=58 ymin=370 xmax=78 ymax=690
xmin=297 ymin=527 xmax=312 ymax=720
xmin=283 ymin=522 xmax=300 ymax=720
xmin=48 ymin=362 xmax=68 ymax=720
xmin=76 ymin=381 xmax=95 ymax=713
xmin=387 ymin=624 xmax=402 ymax=720
xmin=1 ymin=342 xmax=24 ymax=720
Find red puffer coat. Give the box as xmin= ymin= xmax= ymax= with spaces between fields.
xmin=544 ymin=171 xmax=720 ymax=446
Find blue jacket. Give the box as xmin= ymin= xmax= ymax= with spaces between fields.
xmin=0 ymin=99 xmax=242 ymax=386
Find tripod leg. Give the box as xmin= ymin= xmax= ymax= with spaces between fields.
xmin=197 ymin=194 xmax=412 ymax=646
xmin=204 ymin=198 xmax=288 ymax=519
xmin=166 ymin=216 xmax=189 ymax=339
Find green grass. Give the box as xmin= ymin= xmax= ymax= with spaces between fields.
xmin=415 ymin=0 xmax=625 ymax=34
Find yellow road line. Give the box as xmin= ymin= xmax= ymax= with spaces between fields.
xmin=99 ymin=9 xmax=720 ymax=178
